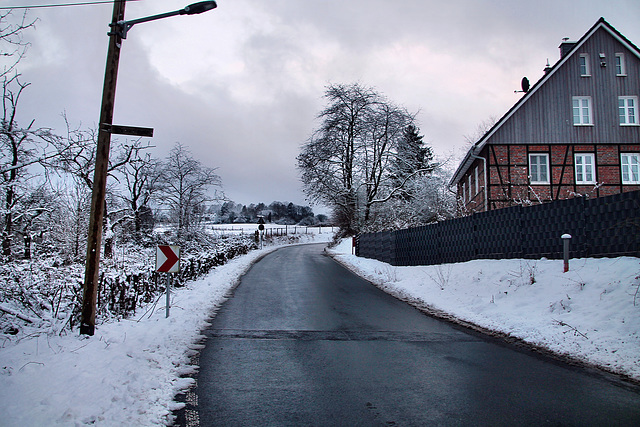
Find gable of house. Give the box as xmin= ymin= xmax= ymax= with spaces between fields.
xmin=489 ymin=23 xmax=640 ymax=145
xmin=451 ymin=18 xmax=640 ymax=213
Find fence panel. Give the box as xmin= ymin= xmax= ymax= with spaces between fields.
xmin=438 ymin=215 xmax=475 ymax=264
xmin=521 ymin=197 xmax=586 ymax=259
xmin=395 ymin=224 xmax=441 ymax=266
xmin=356 ymin=191 xmax=640 ymax=266
xmin=474 ymin=206 xmax=522 ymax=259
xmin=584 ymin=191 xmax=640 ymax=257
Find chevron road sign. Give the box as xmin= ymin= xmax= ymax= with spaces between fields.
xmin=156 ymin=245 xmax=180 ymax=273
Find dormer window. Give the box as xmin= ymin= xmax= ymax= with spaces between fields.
xmin=579 ymin=53 xmax=590 ymax=76
xmin=615 ymin=53 xmax=626 ymax=76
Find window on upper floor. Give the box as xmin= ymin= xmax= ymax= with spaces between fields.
xmin=529 ymin=153 xmax=549 ymax=184
xmin=462 ymin=181 xmax=467 ymax=203
xmin=474 ymin=166 xmax=479 ymax=194
xmin=619 ymin=96 xmax=638 ymax=125
xmin=572 ymin=96 xmax=593 ymax=125
xmin=575 ymin=153 xmax=596 ymax=184
xmin=615 ymin=53 xmax=626 ymax=76
xmin=579 ymin=53 xmax=590 ymax=76
xmin=468 ymin=175 xmax=472 ymax=199
xmin=621 ymin=154 xmax=640 ymax=184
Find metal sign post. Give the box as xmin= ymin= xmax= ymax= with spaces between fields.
xmin=156 ymin=245 xmax=180 ymax=318
xmin=165 ymin=274 xmax=171 ymax=318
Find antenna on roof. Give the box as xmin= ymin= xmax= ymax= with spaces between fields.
xmin=514 ymin=77 xmax=530 ymax=93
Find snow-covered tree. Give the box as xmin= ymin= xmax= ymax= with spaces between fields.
xmin=119 ymin=150 xmax=161 ymax=238
xmin=363 ymin=165 xmax=456 ymax=231
xmin=298 ymin=83 xmax=419 ymax=235
xmin=0 ymin=10 xmax=35 ymax=79
xmin=158 ymin=143 xmax=223 ymax=236
xmin=1 ymin=75 xmax=57 ymax=258
xmin=390 ymin=124 xmax=436 ymax=199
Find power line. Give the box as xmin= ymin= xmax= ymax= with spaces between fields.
xmin=0 ymin=1 xmax=141 ymax=10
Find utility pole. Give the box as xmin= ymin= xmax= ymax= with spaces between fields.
xmin=79 ymin=1 xmax=217 ymax=336
xmin=80 ymin=0 xmax=126 ymax=336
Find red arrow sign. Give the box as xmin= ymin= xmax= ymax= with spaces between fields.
xmin=156 ymin=245 xmax=180 ymax=273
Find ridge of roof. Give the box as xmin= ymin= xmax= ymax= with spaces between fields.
xmin=449 ymin=18 xmax=638 ymax=186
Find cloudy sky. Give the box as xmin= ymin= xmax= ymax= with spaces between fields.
xmin=8 ymin=0 xmax=640 ymax=209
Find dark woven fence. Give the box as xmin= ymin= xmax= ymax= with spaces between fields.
xmin=356 ymin=191 xmax=640 ymax=266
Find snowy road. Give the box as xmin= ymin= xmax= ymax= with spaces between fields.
xmin=185 ymin=244 xmax=640 ymax=425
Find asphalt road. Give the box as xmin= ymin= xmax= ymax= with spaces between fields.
xmin=189 ymin=243 xmax=640 ymax=426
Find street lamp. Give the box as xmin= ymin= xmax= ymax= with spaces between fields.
xmin=110 ymin=1 xmax=218 ymax=39
xmin=80 ymin=1 xmax=217 ymax=336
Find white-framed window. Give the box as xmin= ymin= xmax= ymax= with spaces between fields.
xmin=574 ymin=153 xmax=596 ymax=184
xmin=529 ymin=153 xmax=550 ymax=184
xmin=572 ymin=96 xmax=593 ymax=125
xmin=621 ymin=153 xmax=640 ymax=184
xmin=579 ymin=53 xmax=590 ymax=76
xmin=619 ymin=96 xmax=638 ymax=125
xmin=462 ymin=181 xmax=467 ymax=203
xmin=615 ymin=53 xmax=626 ymax=76
xmin=468 ymin=175 xmax=472 ymax=199
xmin=474 ymin=166 xmax=479 ymax=195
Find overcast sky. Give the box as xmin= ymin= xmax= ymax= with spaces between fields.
xmin=9 ymin=0 xmax=640 ymax=209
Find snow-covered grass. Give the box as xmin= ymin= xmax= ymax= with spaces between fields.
xmin=0 ymin=233 xmax=331 ymax=426
xmin=329 ymin=238 xmax=640 ymax=381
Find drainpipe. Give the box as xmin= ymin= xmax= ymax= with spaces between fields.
xmin=470 ymin=153 xmax=488 ymax=212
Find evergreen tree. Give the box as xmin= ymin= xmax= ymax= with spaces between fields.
xmin=392 ymin=125 xmax=436 ymax=199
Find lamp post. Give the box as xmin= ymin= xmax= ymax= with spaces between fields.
xmin=80 ymin=0 xmax=217 ymax=336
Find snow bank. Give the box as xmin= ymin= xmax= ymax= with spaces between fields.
xmin=0 ymin=235 xmax=331 ymax=426
xmin=330 ymin=238 xmax=640 ymax=381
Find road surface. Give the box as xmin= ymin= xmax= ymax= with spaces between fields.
xmin=184 ymin=243 xmax=640 ymax=425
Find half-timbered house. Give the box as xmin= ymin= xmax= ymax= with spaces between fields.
xmin=450 ymin=18 xmax=640 ymax=213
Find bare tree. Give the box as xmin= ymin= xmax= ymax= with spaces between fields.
xmin=463 ymin=116 xmax=499 ymax=147
xmin=298 ymin=83 xmax=376 ymax=235
xmin=359 ymin=99 xmax=416 ymax=222
xmin=48 ymin=118 xmax=151 ymax=191
xmin=0 ymin=10 xmax=36 ymax=79
xmin=298 ymin=83 xmax=423 ymax=235
xmin=47 ymin=120 xmax=153 ymax=256
xmin=118 ymin=149 xmax=161 ymax=237
xmin=1 ymin=75 xmax=57 ymax=257
xmin=159 ymin=143 xmax=222 ymax=236
xmin=11 ymin=183 xmax=59 ymax=259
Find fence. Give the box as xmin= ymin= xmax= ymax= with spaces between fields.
xmin=356 ymin=191 xmax=640 ymax=266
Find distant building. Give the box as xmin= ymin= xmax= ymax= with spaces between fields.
xmin=451 ymin=18 xmax=640 ymax=213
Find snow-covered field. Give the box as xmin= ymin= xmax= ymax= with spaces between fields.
xmin=202 ymin=222 xmax=335 ymax=237
xmin=1 ymin=235 xmax=638 ymax=426
xmin=330 ymin=239 xmax=640 ymax=381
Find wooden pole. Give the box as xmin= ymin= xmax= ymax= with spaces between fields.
xmin=80 ymin=0 xmax=126 ymax=336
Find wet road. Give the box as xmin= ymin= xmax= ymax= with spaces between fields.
xmin=192 ymin=243 xmax=640 ymax=426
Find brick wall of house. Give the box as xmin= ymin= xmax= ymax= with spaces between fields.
xmin=457 ymin=143 xmax=640 ymax=213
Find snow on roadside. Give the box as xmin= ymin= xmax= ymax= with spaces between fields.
xmin=0 ymin=235 xmax=331 ymax=426
xmin=2 ymin=232 xmax=636 ymax=426
xmin=329 ymin=238 xmax=640 ymax=381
